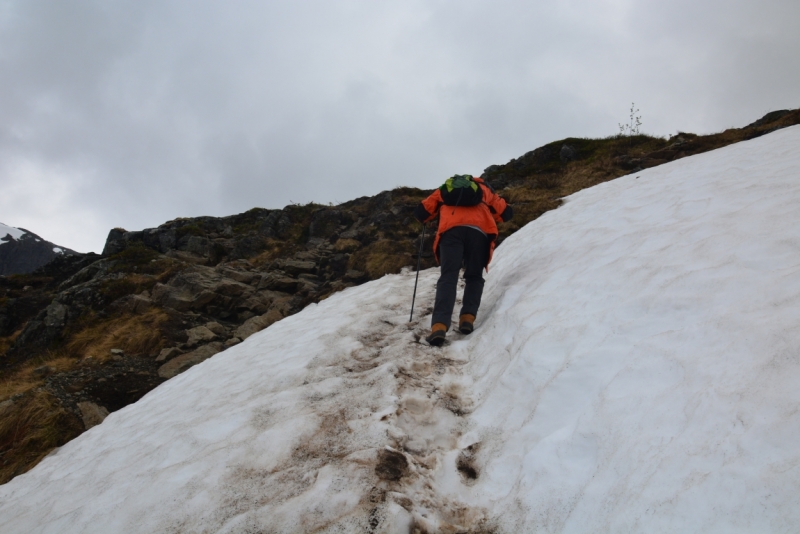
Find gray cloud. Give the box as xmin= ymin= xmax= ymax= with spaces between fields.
xmin=1 ymin=0 xmax=798 ymax=252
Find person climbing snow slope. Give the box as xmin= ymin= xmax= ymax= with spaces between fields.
xmin=414 ymin=175 xmax=513 ymax=346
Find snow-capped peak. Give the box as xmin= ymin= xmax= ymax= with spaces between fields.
xmin=0 ymin=222 xmax=77 ymax=274
xmin=0 ymin=222 xmax=27 ymax=243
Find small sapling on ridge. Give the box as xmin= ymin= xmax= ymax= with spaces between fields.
xmin=619 ymin=102 xmax=642 ymax=137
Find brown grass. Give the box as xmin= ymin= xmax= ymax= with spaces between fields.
xmin=0 ymin=307 xmax=171 ymax=485
xmin=66 ymin=309 xmax=169 ymax=360
xmin=100 ymin=273 xmax=159 ymax=302
xmin=332 ymin=238 xmax=361 ymax=253
xmin=251 ymin=239 xmax=297 ymax=268
xmin=491 ymin=115 xmax=800 ymax=242
xmin=0 ymin=356 xmax=77 ymax=403
xmin=349 ymin=239 xmax=415 ymax=279
xmin=501 ymin=186 xmax=556 ymax=205
xmin=558 ymin=158 xmax=620 ymax=194
xmin=389 ymin=187 xmax=430 ymax=206
xmin=536 ymin=173 xmax=562 ymax=189
xmin=495 ymin=184 xmax=563 ymax=240
xmin=0 ymin=328 xmax=22 ymax=359
xmin=0 ymin=390 xmax=83 ymax=484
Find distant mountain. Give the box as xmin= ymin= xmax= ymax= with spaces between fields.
xmin=0 ymin=223 xmax=79 ymax=275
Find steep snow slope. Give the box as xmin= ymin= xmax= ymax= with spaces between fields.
xmin=1 ymin=126 xmax=800 ymax=533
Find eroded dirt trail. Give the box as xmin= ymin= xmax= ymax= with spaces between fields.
xmin=222 ymin=270 xmax=494 ymax=533
xmin=87 ymin=267 xmax=497 ymax=534
xmin=360 ymin=276 xmax=493 ymax=533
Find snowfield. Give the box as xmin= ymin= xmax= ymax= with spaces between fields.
xmin=2 ymin=126 xmax=800 ymax=533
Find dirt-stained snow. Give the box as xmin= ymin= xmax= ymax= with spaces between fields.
xmin=1 ymin=126 xmax=800 ymax=533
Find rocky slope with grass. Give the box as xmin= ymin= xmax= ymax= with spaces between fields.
xmin=0 ymin=108 xmax=798 ymax=485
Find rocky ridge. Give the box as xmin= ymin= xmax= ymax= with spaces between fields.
xmin=0 ymin=108 xmax=798 ymax=485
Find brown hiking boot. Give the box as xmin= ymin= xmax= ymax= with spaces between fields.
xmin=426 ymin=323 xmax=447 ymax=346
xmin=459 ymin=314 xmax=475 ymax=334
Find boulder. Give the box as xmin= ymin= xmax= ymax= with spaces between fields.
xmin=224 ymin=337 xmax=241 ymax=348
xmin=185 ymin=236 xmax=210 ymax=257
xmin=215 ymin=266 xmax=259 ymax=285
xmin=330 ymin=280 xmax=354 ymax=292
xmin=57 ymin=260 xmax=109 ymax=291
xmin=150 ymin=282 xmax=184 ymax=310
xmin=234 ymin=308 xmax=284 ymax=340
xmin=43 ymin=302 xmax=67 ymax=329
xmin=110 ymin=294 xmax=152 ymax=314
xmin=212 ymin=279 xmax=252 ymax=298
xmin=156 ymin=347 xmax=182 ymax=362
xmin=150 ymin=265 xmax=250 ymax=312
xmin=77 ymin=401 xmax=109 ymax=430
xmin=158 ymin=342 xmax=224 ymax=379
xmin=281 ymin=260 xmax=316 ymax=276
xmin=236 ymin=295 xmax=269 ymax=315
xmin=204 ymin=321 xmax=227 ymax=337
xmin=185 ymin=325 xmax=218 ymax=348
xmin=344 ymin=270 xmax=365 ymax=281
xmin=293 ymin=251 xmax=319 ymax=261
xmin=339 ymin=220 xmax=363 ymax=239
xmin=101 ymin=228 xmax=127 ymax=256
xmin=258 ymin=274 xmax=299 ymax=293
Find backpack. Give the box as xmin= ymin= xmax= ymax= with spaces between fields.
xmin=439 ymin=175 xmax=484 ymax=207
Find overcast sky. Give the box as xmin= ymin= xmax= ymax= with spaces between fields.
xmin=1 ymin=0 xmax=798 ymax=253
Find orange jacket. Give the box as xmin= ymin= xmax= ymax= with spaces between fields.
xmin=414 ymin=177 xmax=512 ymax=268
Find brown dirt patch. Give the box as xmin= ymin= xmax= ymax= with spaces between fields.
xmin=375 ymin=448 xmax=408 ymax=481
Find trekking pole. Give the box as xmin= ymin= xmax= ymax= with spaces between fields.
xmin=409 ymin=224 xmax=426 ymax=322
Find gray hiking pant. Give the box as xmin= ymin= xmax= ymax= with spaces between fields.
xmin=431 ymin=226 xmax=490 ymax=330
